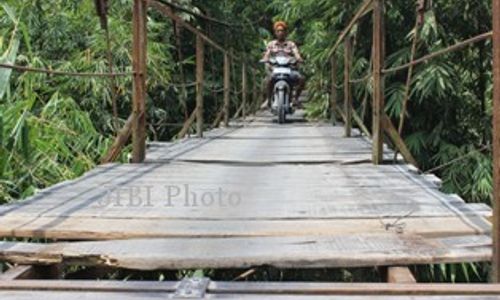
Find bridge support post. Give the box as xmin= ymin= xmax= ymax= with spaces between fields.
xmin=330 ymin=56 xmax=338 ymax=125
xmin=196 ymin=34 xmax=205 ymax=137
xmin=131 ymin=0 xmax=147 ymax=163
xmin=242 ymin=63 xmax=247 ymax=120
xmin=372 ymin=0 xmax=385 ymax=164
xmin=223 ymin=52 xmax=231 ymax=127
xmin=252 ymin=68 xmax=258 ymax=114
xmin=492 ymin=0 xmax=500 ymax=283
xmin=344 ymin=37 xmax=352 ymax=137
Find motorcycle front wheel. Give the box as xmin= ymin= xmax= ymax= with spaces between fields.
xmin=277 ymin=90 xmax=286 ymax=124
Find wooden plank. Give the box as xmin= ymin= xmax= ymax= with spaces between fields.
xmin=382 ymin=114 xmax=418 ymax=167
xmin=493 ymin=0 xmax=500 ymax=283
xmin=0 ymin=161 xmax=491 ymax=223
xmin=0 ymin=234 xmax=490 ymax=270
xmin=196 ymin=34 xmax=204 ymax=138
xmin=131 ymin=0 xmax=147 ymax=163
xmin=344 ymin=37 xmax=353 ymax=137
xmin=0 ymin=216 xmax=489 ymax=240
xmin=386 ymin=267 xmax=417 ymax=283
xmin=372 ymin=0 xmax=385 ymax=164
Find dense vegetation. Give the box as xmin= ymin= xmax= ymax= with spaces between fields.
xmin=0 ymin=0 xmax=495 ymax=282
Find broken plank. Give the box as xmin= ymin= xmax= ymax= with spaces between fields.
xmin=0 ymin=234 xmax=491 ymax=270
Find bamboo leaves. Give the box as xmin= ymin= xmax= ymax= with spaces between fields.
xmin=0 ymin=3 xmax=20 ymax=100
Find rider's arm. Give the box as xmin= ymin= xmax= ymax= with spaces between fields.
xmin=262 ymin=41 xmax=274 ymax=71
xmin=290 ymin=42 xmax=304 ymax=63
xmin=262 ymin=41 xmax=274 ymax=62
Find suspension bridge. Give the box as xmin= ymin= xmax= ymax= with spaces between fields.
xmin=0 ymin=0 xmax=499 ymax=298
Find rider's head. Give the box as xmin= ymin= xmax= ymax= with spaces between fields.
xmin=273 ymin=21 xmax=288 ymax=42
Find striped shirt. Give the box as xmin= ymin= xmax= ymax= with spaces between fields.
xmin=264 ymin=40 xmax=301 ymax=59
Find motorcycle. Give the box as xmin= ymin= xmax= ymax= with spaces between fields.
xmin=261 ymin=55 xmax=298 ymax=124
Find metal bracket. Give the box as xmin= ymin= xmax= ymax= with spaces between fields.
xmin=172 ymin=277 xmax=210 ymax=298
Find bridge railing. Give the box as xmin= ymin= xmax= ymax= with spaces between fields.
xmin=123 ymin=0 xmax=259 ymax=162
xmin=0 ymin=0 xmax=264 ymax=165
xmin=329 ymin=0 xmax=493 ymax=168
xmin=329 ymin=0 xmax=500 ymax=282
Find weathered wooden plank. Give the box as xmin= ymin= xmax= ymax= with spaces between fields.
xmin=0 ymin=234 xmax=490 ymax=270
xmin=0 ymin=216 xmax=489 ymax=240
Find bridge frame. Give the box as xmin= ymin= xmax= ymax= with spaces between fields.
xmin=0 ymin=0 xmax=499 ymax=294
xmin=329 ymin=0 xmax=500 ymax=282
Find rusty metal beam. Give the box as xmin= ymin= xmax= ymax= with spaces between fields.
xmin=147 ymin=0 xmax=226 ymax=53
xmin=330 ymin=56 xmax=338 ymax=125
xmin=383 ymin=32 xmax=492 ymax=75
xmin=492 ymin=0 xmax=500 ymax=283
xmin=131 ymin=0 xmax=147 ymax=163
xmin=382 ymin=114 xmax=419 ymax=167
xmin=327 ymin=0 xmax=374 ymax=58
xmin=372 ymin=0 xmax=385 ymax=165
xmin=101 ymin=114 xmax=135 ymax=164
xmin=344 ymin=37 xmax=353 ymax=137
xmin=242 ymin=63 xmax=247 ymax=120
xmin=196 ymin=34 xmax=205 ymax=138
xmin=223 ymin=53 xmax=231 ymax=127
xmin=177 ymin=107 xmax=198 ymax=139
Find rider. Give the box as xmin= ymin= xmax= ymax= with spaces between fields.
xmin=262 ymin=21 xmax=305 ymax=108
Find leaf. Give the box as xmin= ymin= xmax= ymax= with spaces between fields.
xmin=0 ymin=3 xmax=18 ymax=24
xmin=0 ymin=4 xmax=20 ymax=100
xmin=0 ymin=38 xmax=19 ymax=100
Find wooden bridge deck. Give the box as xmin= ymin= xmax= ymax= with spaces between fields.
xmin=0 ymin=110 xmax=492 ymax=270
